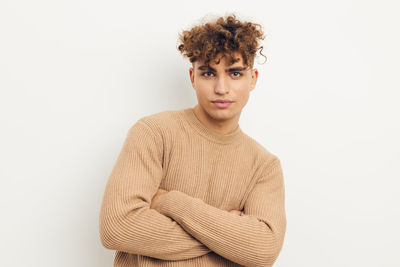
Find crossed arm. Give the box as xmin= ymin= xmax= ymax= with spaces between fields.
xmin=150 ymin=188 xmax=243 ymax=215
xmin=153 ymin=157 xmax=286 ymax=267
xmin=99 ymin=120 xmax=286 ymax=266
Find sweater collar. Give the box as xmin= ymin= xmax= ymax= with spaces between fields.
xmin=182 ymin=107 xmax=244 ymax=145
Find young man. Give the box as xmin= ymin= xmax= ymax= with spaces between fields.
xmin=99 ymin=14 xmax=286 ymax=267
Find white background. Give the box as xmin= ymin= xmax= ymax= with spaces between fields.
xmin=1 ymin=0 xmax=399 ymax=266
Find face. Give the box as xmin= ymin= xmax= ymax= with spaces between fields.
xmin=189 ymin=52 xmax=258 ymax=126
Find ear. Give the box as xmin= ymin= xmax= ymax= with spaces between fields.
xmin=189 ymin=67 xmax=195 ymax=88
xmin=250 ymin=68 xmax=259 ymax=91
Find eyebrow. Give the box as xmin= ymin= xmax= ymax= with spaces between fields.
xmin=197 ymin=65 xmax=248 ymax=72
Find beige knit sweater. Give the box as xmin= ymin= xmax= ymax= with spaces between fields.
xmin=99 ymin=107 xmax=286 ymax=267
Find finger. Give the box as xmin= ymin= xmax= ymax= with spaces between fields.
xmin=229 ymin=210 xmax=241 ymax=215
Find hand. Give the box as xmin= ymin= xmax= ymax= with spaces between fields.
xmin=229 ymin=209 xmax=243 ymax=216
xmin=150 ymin=188 xmax=169 ymax=212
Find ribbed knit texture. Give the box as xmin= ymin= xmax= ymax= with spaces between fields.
xmin=99 ymin=107 xmax=286 ymax=267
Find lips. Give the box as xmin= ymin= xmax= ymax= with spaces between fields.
xmin=212 ymin=101 xmax=233 ymax=109
xmin=212 ymin=100 xmax=233 ymax=103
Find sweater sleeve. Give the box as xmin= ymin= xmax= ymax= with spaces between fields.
xmin=158 ymin=157 xmax=287 ymax=267
xmin=98 ymin=120 xmax=212 ymax=260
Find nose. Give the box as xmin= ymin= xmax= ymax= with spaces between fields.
xmin=214 ymin=76 xmax=229 ymax=94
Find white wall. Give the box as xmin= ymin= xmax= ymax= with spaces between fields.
xmin=1 ymin=0 xmax=399 ymax=266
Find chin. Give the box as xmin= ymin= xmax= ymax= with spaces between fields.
xmin=210 ymin=109 xmax=235 ymax=120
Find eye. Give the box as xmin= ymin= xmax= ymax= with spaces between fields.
xmin=202 ymin=72 xmax=215 ymax=77
xmin=231 ymin=72 xmax=242 ymax=77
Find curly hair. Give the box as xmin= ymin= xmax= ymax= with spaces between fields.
xmin=177 ymin=14 xmax=266 ymax=68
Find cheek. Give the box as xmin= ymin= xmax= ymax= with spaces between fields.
xmin=232 ymin=80 xmax=251 ymax=93
xmin=194 ymin=77 xmax=205 ymax=88
xmin=195 ymin=80 xmax=212 ymax=93
xmin=194 ymin=83 xmax=210 ymax=100
xmin=239 ymin=90 xmax=250 ymax=100
xmin=235 ymin=83 xmax=251 ymax=101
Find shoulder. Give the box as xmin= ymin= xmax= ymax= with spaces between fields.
xmin=123 ymin=109 xmax=181 ymax=153
xmin=240 ymin=132 xmax=282 ymax=177
xmin=129 ymin=108 xmax=182 ymax=138
xmin=241 ymin=133 xmax=279 ymax=161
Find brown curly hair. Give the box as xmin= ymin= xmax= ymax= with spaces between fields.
xmin=177 ymin=14 xmax=266 ymax=68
